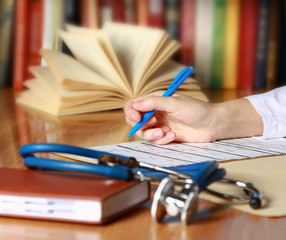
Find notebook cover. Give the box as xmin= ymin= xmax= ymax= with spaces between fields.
xmin=0 ymin=168 xmax=150 ymax=224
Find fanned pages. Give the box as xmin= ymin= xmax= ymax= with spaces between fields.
xmin=17 ymin=23 xmax=207 ymax=116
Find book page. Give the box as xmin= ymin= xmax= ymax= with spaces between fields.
xmin=64 ymin=25 xmax=131 ymax=93
xmin=29 ymin=66 xmax=125 ymax=99
xmin=58 ymin=30 xmax=132 ymax=97
xmin=138 ymin=60 xmax=207 ymax=102
xmin=137 ymin=39 xmax=180 ymax=91
xmin=103 ymin=22 xmax=178 ymax=95
xmin=18 ymin=66 xmax=127 ymax=116
xmin=40 ymin=49 xmax=119 ymax=91
xmin=90 ymin=138 xmax=286 ymax=167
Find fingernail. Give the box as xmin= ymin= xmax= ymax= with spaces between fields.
xmin=153 ymin=130 xmax=163 ymax=138
xmin=166 ymin=132 xmax=175 ymax=140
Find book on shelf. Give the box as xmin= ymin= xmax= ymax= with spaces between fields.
xmin=194 ymin=0 xmax=214 ymax=88
xmin=179 ymin=0 xmax=195 ymax=66
xmin=124 ymin=0 xmax=137 ymax=24
xmin=0 ymin=0 xmax=14 ymax=88
xmin=12 ymin=0 xmax=29 ymax=90
xmin=112 ymin=0 xmax=125 ymax=23
xmin=80 ymin=0 xmax=100 ymax=28
xmin=148 ymin=0 xmax=165 ymax=29
xmin=17 ymin=23 xmax=207 ymax=116
xmin=165 ymin=0 xmax=180 ymax=41
xmin=42 ymin=0 xmax=64 ymax=55
xmin=26 ymin=0 xmax=43 ymax=80
xmin=237 ymin=0 xmax=259 ymax=89
xmin=277 ymin=0 xmax=286 ymax=87
xmin=223 ymin=0 xmax=240 ymax=89
xmin=210 ymin=0 xmax=227 ymax=89
xmin=61 ymin=0 xmax=81 ymax=55
xmin=137 ymin=0 xmax=148 ymax=26
xmin=0 ymin=168 xmax=150 ymax=224
xmin=100 ymin=0 xmax=112 ymax=27
xmin=265 ymin=0 xmax=282 ymax=89
xmin=254 ymin=0 xmax=270 ymax=89
xmin=13 ymin=0 xmax=66 ymax=90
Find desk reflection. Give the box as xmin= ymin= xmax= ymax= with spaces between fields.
xmin=15 ymin=104 xmax=135 ymax=148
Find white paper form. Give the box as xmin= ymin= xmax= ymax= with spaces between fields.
xmin=91 ymin=137 xmax=286 ymax=167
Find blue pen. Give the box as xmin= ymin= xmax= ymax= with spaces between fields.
xmin=128 ymin=66 xmax=194 ymax=137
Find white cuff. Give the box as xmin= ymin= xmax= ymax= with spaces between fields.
xmin=245 ymin=86 xmax=286 ymax=139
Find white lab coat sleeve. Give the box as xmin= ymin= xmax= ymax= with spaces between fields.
xmin=244 ymin=86 xmax=286 ymax=139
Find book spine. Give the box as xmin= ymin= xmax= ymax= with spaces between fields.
xmin=13 ymin=0 xmax=29 ymax=90
xmin=25 ymin=0 xmax=44 ymax=80
xmin=265 ymin=0 xmax=282 ymax=89
xmin=63 ymin=0 xmax=80 ymax=26
xmin=137 ymin=0 xmax=148 ymax=26
xmin=100 ymin=0 xmax=112 ymax=27
xmin=210 ymin=0 xmax=227 ymax=89
xmin=112 ymin=0 xmax=125 ymax=23
xmin=165 ymin=0 xmax=180 ymax=39
xmin=148 ymin=0 xmax=164 ymax=28
xmin=62 ymin=0 xmax=80 ymax=55
xmin=42 ymin=0 xmax=63 ymax=54
xmin=237 ymin=0 xmax=259 ymax=89
xmin=223 ymin=0 xmax=240 ymax=89
xmin=179 ymin=0 xmax=195 ymax=66
xmin=41 ymin=0 xmax=53 ymax=65
xmin=254 ymin=0 xmax=270 ymax=89
xmin=277 ymin=0 xmax=286 ymax=87
xmin=0 ymin=0 xmax=14 ymax=87
xmin=80 ymin=0 xmax=100 ymax=28
xmin=194 ymin=0 xmax=214 ymax=88
xmin=124 ymin=0 xmax=137 ymax=24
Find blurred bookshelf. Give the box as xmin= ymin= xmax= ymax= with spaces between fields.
xmin=1 ymin=0 xmax=285 ymax=91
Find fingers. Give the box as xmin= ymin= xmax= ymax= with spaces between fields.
xmin=124 ymin=91 xmax=167 ymax=125
xmin=135 ymin=128 xmax=176 ymax=145
xmin=132 ymin=96 xmax=180 ymax=115
xmin=150 ymin=131 xmax=176 ymax=145
xmin=124 ymin=92 xmax=182 ymax=144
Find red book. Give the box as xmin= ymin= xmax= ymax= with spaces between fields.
xmin=180 ymin=0 xmax=195 ymax=66
xmin=148 ymin=0 xmax=164 ymax=28
xmin=237 ymin=0 xmax=259 ymax=89
xmin=13 ymin=0 xmax=29 ymax=90
xmin=26 ymin=0 xmax=43 ymax=80
xmin=13 ymin=0 xmax=43 ymax=90
xmin=112 ymin=0 xmax=125 ymax=22
xmin=0 ymin=168 xmax=150 ymax=224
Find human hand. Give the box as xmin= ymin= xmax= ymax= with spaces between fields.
xmin=124 ymin=92 xmax=263 ymax=144
xmin=124 ymin=92 xmax=218 ymax=144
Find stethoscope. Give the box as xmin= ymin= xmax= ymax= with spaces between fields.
xmin=19 ymin=143 xmax=263 ymax=224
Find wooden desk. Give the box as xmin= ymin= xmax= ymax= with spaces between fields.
xmin=0 ymin=88 xmax=285 ymax=240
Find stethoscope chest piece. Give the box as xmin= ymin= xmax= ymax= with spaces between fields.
xmin=151 ymin=177 xmax=200 ymax=224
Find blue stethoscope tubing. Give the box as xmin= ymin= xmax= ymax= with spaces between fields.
xmin=20 ymin=143 xmax=133 ymax=180
xmin=19 ymin=143 xmax=225 ymax=189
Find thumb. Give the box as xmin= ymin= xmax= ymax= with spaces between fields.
xmin=132 ymin=95 xmax=178 ymax=113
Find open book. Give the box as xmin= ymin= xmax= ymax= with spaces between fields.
xmin=17 ymin=23 xmax=207 ymax=116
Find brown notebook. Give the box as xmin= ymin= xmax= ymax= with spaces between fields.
xmin=0 ymin=168 xmax=150 ymax=224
